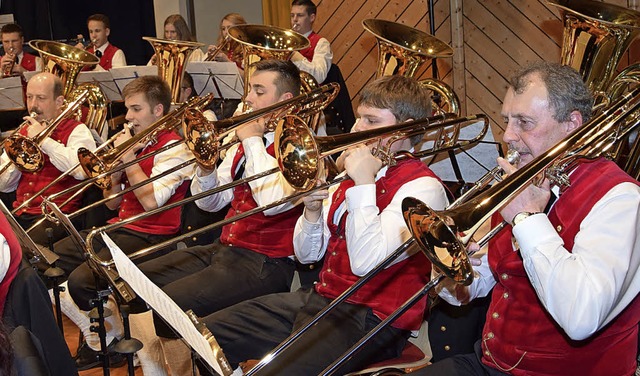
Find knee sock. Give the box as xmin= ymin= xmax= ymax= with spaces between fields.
xmin=52 ymin=283 xmax=123 ymax=352
xmin=129 ymin=311 xmax=168 ymax=376
xmin=159 ymin=337 xmax=193 ymax=376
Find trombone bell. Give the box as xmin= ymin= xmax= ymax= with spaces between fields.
xmin=402 ymin=197 xmax=474 ymax=286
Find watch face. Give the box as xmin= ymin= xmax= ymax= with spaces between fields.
xmin=513 ymin=212 xmax=533 ymax=226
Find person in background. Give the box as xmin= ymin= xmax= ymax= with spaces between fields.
xmin=149 ymin=14 xmax=204 ymax=65
xmin=75 ymin=14 xmax=126 ymax=71
xmin=0 ymin=23 xmax=39 ymax=76
xmin=289 ymin=0 xmax=332 ymax=83
xmin=207 ymin=13 xmax=246 ymax=69
xmin=408 ymin=61 xmax=640 ymax=376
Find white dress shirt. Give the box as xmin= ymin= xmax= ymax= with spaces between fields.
xmin=146 ymin=139 xmax=195 ymax=207
xmin=436 ymin=181 xmax=640 ymax=341
xmin=0 ymin=122 xmax=97 ymax=192
xmin=294 ymin=165 xmax=448 ymax=276
xmin=290 ymin=31 xmax=333 ymax=83
xmin=190 ymin=131 xmax=297 ymax=216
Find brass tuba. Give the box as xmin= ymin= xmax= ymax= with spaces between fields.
xmin=143 ymin=36 xmax=205 ymax=104
xmin=227 ymin=24 xmax=311 ymax=100
xmin=547 ymin=0 xmax=640 ymax=178
xmin=363 ymin=19 xmax=461 ymax=115
xmin=29 ymin=40 xmax=100 ymax=97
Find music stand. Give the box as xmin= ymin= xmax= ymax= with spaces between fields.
xmin=106 ymin=233 xmax=233 ymax=376
xmin=77 ymin=71 xmax=121 ymax=102
xmin=0 ymin=76 xmax=25 ymax=111
xmin=186 ymin=61 xmax=243 ymax=100
xmin=110 ymin=66 xmax=158 ymax=98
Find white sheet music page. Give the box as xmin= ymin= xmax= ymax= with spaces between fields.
xmin=104 ymin=233 xmax=233 ymax=375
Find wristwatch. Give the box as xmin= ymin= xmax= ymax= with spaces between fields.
xmin=512 ymin=211 xmax=538 ymax=226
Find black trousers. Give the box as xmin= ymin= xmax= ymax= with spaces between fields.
xmin=201 ymin=288 xmax=410 ymax=375
xmin=65 ymin=228 xmax=173 ymax=311
xmin=407 ymin=341 xmax=509 ymax=376
xmin=136 ymin=241 xmax=296 ymax=338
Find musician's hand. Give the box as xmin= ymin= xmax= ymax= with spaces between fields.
xmin=1 ymin=54 xmax=12 ymax=67
xmin=24 ymin=115 xmax=46 ymax=138
xmin=74 ymin=34 xmax=85 ymax=49
xmin=496 ymin=156 xmax=550 ymax=225
xmin=302 ymin=181 xmax=328 ymax=222
xmin=235 ymin=118 xmax=266 ymax=141
xmin=343 ymin=145 xmax=382 ymax=185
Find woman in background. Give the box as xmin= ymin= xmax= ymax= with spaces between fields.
xmin=207 ymin=13 xmax=246 ymax=69
xmin=149 ymin=14 xmax=204 ymax=64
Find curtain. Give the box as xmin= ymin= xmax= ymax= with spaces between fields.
xmin=261 ymin=0 xmax=290 ymax=28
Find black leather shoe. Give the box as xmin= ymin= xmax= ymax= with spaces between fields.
xmin=75 ymin=339 xmax=127 ymax=371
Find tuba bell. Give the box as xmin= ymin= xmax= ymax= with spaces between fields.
xmin=227 ymin=24 xmax=311 ymax=99
xmin=547 ymin=0 xmax=640 ymax=178
xmin=143 ymin=37 xmax=205 ymax=104
xmin=363 ymin=19 xmax=461 ymax=115
xmin=29 ymin=40 xmax=100 ymax=98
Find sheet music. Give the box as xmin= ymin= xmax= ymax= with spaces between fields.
xmin=187 ymin=61 xmax=243 ymax=100
xmin=77 ymin=71 xmax=121 ymax=101
xmin=0 ymin=76 xmax=24 ymax=111
xmin=105 ymin=233 xmax=233 ymax=376
xmin=109 ymin=66 xmax=158 ymax=97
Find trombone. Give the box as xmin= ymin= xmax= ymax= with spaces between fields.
xmin=49 ymin=112 xmax=489 ymax=271
xmin=0 ymin=86 xmax=92 ymax=176
xmin=246 ymin=89 xmax=640 ymax=376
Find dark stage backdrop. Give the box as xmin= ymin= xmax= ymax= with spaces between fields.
xmin=0 ymin=0 xmax=157 ymax=65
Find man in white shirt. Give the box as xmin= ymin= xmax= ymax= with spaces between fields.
xmin=409 ymin=62 xmax=640 ymax=375
xmin=76 ymin=14 xmax=126 ymax=71
xmin=198 ymin=75 xmax=448 ymax=375
xmin=290 ymin=0 xmax=333 ymax=83
xmin=0 ymin=23 xmax=40 ymax=76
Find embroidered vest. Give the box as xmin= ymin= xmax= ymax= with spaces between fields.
xmin=299 ymin=32 xmax=321 ymax=62
xmin=20 ymin=52 xmax=36 ymax=71
xmin=0 ymin=211 xmax=23 ymax=316
xmin=315 ymin=159 xmax=441 ymax=331
xmin=483 ymin=159 xmax=640 ymax=375
xmin=219 ymin=142 xmax=302 ymax=258
xmin=108 ymin=131 xmax=188 ymax=235
xmin=14 ymin=119 xmax=85 ymax=215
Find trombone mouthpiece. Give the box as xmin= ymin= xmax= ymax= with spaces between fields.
xmin=505 ymin=149 xmax=521 ymax=165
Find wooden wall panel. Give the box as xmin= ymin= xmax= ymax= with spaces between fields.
xmin=315 ymin=0 xmax=640 ymax=151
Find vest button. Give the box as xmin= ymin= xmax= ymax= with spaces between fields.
xmin=327 ymin=268 xmax=331 ymax=273
xmin=28 ymin=182 xmax=33 ymax=186
xmin=241 ymin=200 xmax=245 ymax=204
xmin=440 ymin=326 xmax=446 ymax=332
xmin=501 ymin=273 xmax=508 ymax=280
xmin=381 ymin=189 xmax=386 ymax=194
xmin=492 ymin=312 xmax=499 ymax=319
xmin=339 ymin=235 xmax=344 ymax=240
xmin=485 ymin=350 xmax=491 ymax=356
xmin=187 ymin=226 xmax=192 ymax=230
xmin=322 ymin=282 xmax=327 ymax=287
xmin=444 ymin=345 xmax=450 ymax=351
xmin=486 ymin=332 xmax=494 ymax=339
xmin=556 ymin=225 xmax=562 ymax=232
xmin=503 ymin=292 xmax=509 ymax=299
xmin=331 ymin=252 xmax=337 ymax=256
xmin=229 ymin=233 xmax=233 ymax=237
xmin=309 ymin=264 xmax=314 ymax=270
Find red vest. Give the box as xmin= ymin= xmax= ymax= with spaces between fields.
xmin=19 ymin=52 xmax=36 ymax=71
xmin=299 ymin=32 xmax=321 ymax=62
xmin=219 ymin=143 xmax=302 ymax=258
xmin=14 ymin=118 xmax=86 ymax=215
xmin=315 ymin=159 xmax=440 ymax=331
xmin=108 ymin=131 xmax=188 ymax=235
xmin=484 ymin=159 xmax=640 ymax=375
xmin=87 ymin=43 xmax=120 ymax=70
xmin=0 ymin=211 xmax=22 ymax=316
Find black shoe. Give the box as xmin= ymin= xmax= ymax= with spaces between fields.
xmin=75 ymin=339 xmax=127 ymax=371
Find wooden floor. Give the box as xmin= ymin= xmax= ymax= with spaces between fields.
xmin=63 ymin=315 xmax=143 ymax=376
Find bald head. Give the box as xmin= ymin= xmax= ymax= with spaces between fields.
xmin=26 ymin=72 xmax=65 ymax=121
